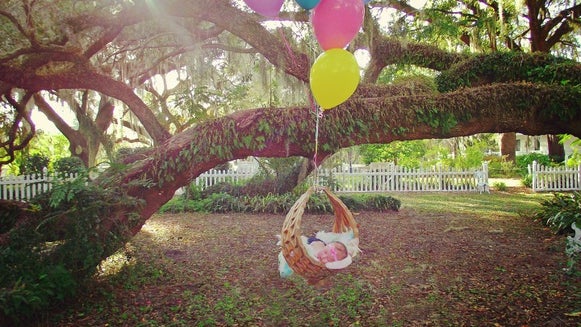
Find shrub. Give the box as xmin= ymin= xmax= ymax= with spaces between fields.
xmin=246 ymin=193 xmax=295 ymax=214
xmin=534 ymin=192 xmax=581 ymax=234
xmin=0 ymin=264 xmax=76 ymax=322
xmin=20 ymin=153 xmax=50 ymax=175
xmin=180 ymin=182 xmax=204 ymax=201
xmin=53 ymin=157 xmax=87 ymax=177
xmin=201 ymin=183 xmax=240 ymax=198
xmin=305 ymin=193 xmax=333 ymax=213
xmin=201 ymin=193 xmax=245 ymax=213
xmin=159 ymin=198 xmax=201 ymax=213
xmin=364 ymin=194 xmax=402 ymax=212
xmin=158 ymin=192 xmax=401 ymax=214
xmin=516 ymin=153 xmax=553 ymax=176
xmin=521 ymin=175 xmax=533 ymax=188
xmin=486 ymin=156 xmax=518 ymax=178
xmin=338 ymin=196 xmax=366 ymax=211
xmin=0 ymin=177 xmax=142 ymax=323
xmin=492 ymin=181 xmax=507 ymax=192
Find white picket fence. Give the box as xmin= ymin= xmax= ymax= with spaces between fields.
xmin=190 ymin=163 xmax=490 ymax=193
xmin=193 ymin=169 xmax=257 ymax=189
xmin=4 ymin=161 xmax=579 ymax=201
xmin=529 ymin=161 xmax=581 ymax=192
xmin=0 ymin=173 xmax=78 ymax=201
xmin=318 ymin=163 xmax=489 ymax=193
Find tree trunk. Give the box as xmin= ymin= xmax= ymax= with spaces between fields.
xmin=547 ymin=135 xmax=565 ymax=162
xmin=500 ymin=132 xmax=516 ymax=163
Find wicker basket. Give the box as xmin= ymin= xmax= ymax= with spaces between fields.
xmin=280 ymin=186 xmax=359 ymax=283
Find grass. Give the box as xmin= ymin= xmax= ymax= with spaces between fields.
xmin=36 ymin=191 xmax=580 ymax=327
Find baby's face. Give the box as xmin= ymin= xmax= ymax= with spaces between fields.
xmin=316 ymin=243 xmax=347 ymax=263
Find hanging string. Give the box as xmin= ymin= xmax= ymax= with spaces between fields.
xmin=276 ymin=20 xmax=323 ymax=189
xmin=313 ymin=104 xmax=323 ymax=189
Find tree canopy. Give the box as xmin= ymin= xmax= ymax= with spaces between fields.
xmin=0 ymin=1 xmax=580 ymax=318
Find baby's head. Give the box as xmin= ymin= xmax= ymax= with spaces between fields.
xmin=316 ymin=241 xmax=348 ymax=264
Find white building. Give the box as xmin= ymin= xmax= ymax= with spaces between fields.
xmin=513 ymin=134 xmax=577 ymax=158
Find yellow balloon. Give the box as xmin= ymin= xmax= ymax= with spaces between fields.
xmin=309 ymin=48 xmax=360 ymax=110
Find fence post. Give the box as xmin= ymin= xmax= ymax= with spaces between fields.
xmin=531 ymin=160 xmax=537 ymax=192
xmin=577 ymin=164 xmax=581 ymax=189
xmin=438 ymin=164 xmax=443 ymax=191
xmin=482 ymin=161 xmax=489 ymax=190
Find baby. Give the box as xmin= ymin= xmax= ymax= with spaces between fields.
xmin=306 ymin=237 xmax=349 ymax=264
xmin=277 ymin=231 xmax=358 ymax=278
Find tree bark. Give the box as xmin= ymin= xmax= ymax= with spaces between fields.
xmin=500 ymin=133 xmax=516 ymax=163
xmin=547 ymin=135 xmax=566 ymax=162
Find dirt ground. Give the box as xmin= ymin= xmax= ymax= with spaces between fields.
xmin=51 ymin=191 xmax=580 ymax=327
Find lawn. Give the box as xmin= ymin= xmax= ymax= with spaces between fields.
xmin=43 ymin=190 xmax=580 ymax=326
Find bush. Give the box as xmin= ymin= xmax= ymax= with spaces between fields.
xmin=492 ymin=181 xmax=507 ymax=192
xmin=158 ymin=198 xmax=201 ymax=213
xmin=486 ymin=156 xmax=518 ymax=178
xmin=53 ymin=157 xmax=87 ymax=176
xmin=20 ymin=153 xmax=50 ymax=175
xmin=246 ymin=194 xmax=295 ymax=214
xmin=338 ymin=196 xmax=366 ymax=211
xmin=516 ymin=153 xmax=553 ymax=176
xmin=180 ymin=183 xmax=203 ymax=201
xmin=521 ymin=175 xmax=532 ymax=188
xmin=305 ymin=193 xmax=333 ymax=213
xmin=0 ymin=264 xmax=76 ymax=322
xmin=0 ymin=178 xmax=142 ymax=323
xmin=159 ymin=192 xmax=401 ymax=214
xmin=364 ymin=194 xmax=402 ymax=212
xmin=200 ymin=193 xmax=246 ymax=213
xmin=534 ymin=192 xmax=581 ymax=234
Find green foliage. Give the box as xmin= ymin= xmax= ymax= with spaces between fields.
xmin=158 ymin=198 xmax=201 ymax=213
xmin=360 ymin=141 xmax=427 ymax=167
xmin=486 ymin=156 xmax=518 ymax=178
xmin=360 ymin=137 xmax=495 ymax=170
xmin=0 ymin=201 xmax=30 ymax=234
xmin=515 ymin=153 xmax=554 ymax=176
xmin=53 ymin=157 xmax=87 ymax=176
xmin=415 ymin=107 xmax=458 ymax=134
xmin=160 ymin=191 xmax=401 ymax=214
xmin=492 ymin=181 xmax=507 ymax=192
xmin=180 ymin=182 xmax=204 ymax=201
xmin=20 ymin=153 xmax=50 ymax=175
xmin=0 ymin=177 xmax=142 ymax=323
xmin=534 ymin=192 xmax=581 ymax=234
xmin=200 ymin=193 xmax=246 ymax=213
xmin=521 ymin=175 xmax=532 ymax=188
xmin=0 ymin=264 xmax=76 ymax=321
xmin=562 ymin=134 xmax=581 ymax=167
xmin=338 ymin=195 xmax=366 ymax=211
xmin=440 ymin=141 xmax=487 ymax=169
xmin=364 ymin=194 xmax=402 ymax=212
xmin=436 ymin=52 xmax=579 ymax=93
xmin=3 ymin=132 xmax=71 ymax=176
xmin=305 ymin=193 xmax=333 ymax=213
xmin=245 ymin=193 xmax=295 ymax=214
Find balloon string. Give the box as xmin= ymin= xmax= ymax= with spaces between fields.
xmin=313 ymin=100 xmax=322 ymax=189
xmin=276 ymin=19 xmax=322 ymax=189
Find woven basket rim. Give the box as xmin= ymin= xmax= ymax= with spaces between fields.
xmin=280 ymin=186 xmax=359 ymax=282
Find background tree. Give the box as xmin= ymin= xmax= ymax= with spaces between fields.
xmin=360 ymin=141 xmax=427 ymax=167
xmin=0 ymin=0 xmax=580 ymax=319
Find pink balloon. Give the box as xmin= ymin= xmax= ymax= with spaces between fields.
xmin=311 ymin=0 xmax=365 ymax=50
xmin=243 ymin=0 xmax=285 ymax=17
